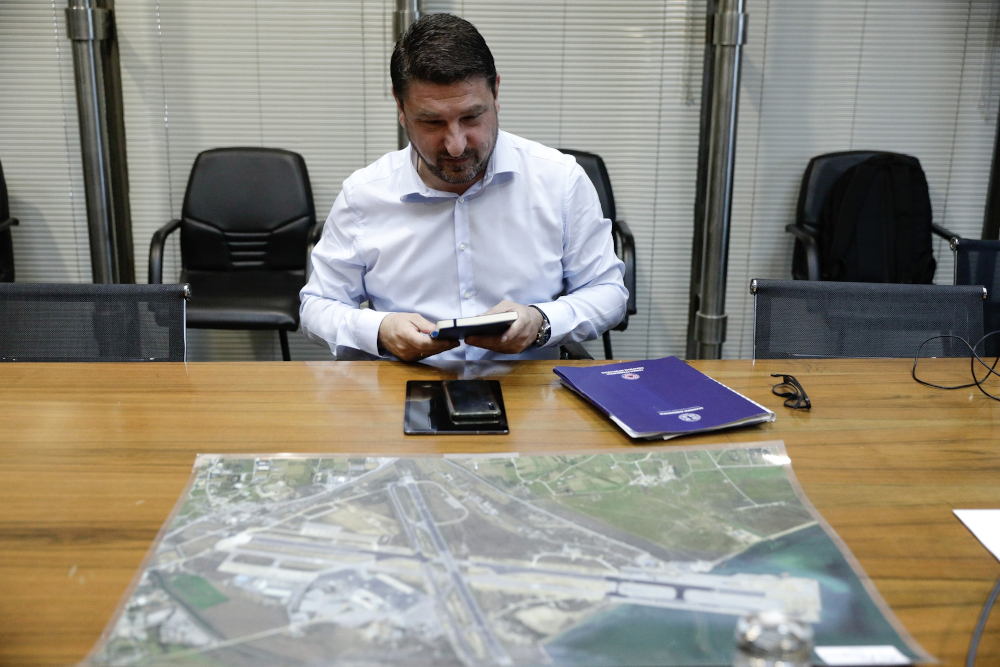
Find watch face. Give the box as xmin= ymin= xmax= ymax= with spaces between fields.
xmin=536 ymin=321 xmax=551 ymax=347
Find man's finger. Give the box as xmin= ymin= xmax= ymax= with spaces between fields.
xmin=404 ymin=329 xmax=453 ymax=352
xmin=396 ymin=337 xmax=457 ymax=362
xmin=409 ymin=314 xmax=438 ymax=335
xmin=464 ymin=334 xmax=496 ymax=348
xmin=480 ymin=300 xmax=516 ymax=316
xmin=466 ymin=332 xmax=526 ymax=354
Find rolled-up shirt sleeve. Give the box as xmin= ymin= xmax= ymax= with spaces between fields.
xmin=534 ymin=162 xmax=628 ymax=347
xmin=300 ymin=190 xmax=388 ymax=358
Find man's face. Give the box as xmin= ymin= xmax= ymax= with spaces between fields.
xmin=396 ymin=76 xmax=500 ymax=193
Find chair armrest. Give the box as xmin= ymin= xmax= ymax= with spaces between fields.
xmin=931 ymin=223 xmax=959 ymax=241
xmin=305 ymin=222 xmax=324 ymax=278
xmin=0 ymin=217 xmax=19 ymax=233
xmin=308 ymin=221 xmax=324 ymax=246
xmin=785 ymin=223 xmax=821 ymax=281
xmin=611 ymin=219 xmax=636 ymax=332
xmin=614 ymin=220 xmax=637 ymax=315
xmin=148 ymin=219 xmax=182 ymax=284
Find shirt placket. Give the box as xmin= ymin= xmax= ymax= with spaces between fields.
xmin=454 ymin=194 xmax=476 ymax=318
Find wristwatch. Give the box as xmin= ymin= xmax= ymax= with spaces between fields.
xmin=529 ymin=305 xmax=551 ymax=348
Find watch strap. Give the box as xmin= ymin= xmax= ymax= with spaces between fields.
xmin=529 ymin=305 xmax=551 ymax=348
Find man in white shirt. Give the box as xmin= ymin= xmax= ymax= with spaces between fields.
xmin=300 ymin=13 xmax=627 ymax=362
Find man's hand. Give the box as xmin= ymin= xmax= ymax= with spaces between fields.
xmin=377 ymin=312 xmax=458 ymax=362
xmin=465 ymin=300 xmax=543 ymax=354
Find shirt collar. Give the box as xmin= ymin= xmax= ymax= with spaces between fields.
xmin=400 ymin=130 xmax=518 ymax=202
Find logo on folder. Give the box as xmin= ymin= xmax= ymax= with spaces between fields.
xmin=601 ymin=366 xmax=645 ymax=380
xmin=659 ymin=406 xmax=704 ymax=422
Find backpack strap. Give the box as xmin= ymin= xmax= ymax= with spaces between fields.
xmin=887 ymin=161 xmax=912 ymax=282
xmin=889 ymin=158 xmax=937 ymax=283
xmin=828 ymin=161 xmax=877 ymax=276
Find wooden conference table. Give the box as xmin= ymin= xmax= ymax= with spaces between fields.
xmin=0 ymin=358 xmax=998 ymax=667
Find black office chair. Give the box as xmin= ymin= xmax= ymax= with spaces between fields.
xmin=0 ymin=159 xmax=19 ymax=282
xmin=558 ymin=149 xmax=637 ymax=359
xmin=0 ymin=283 xmax=188 ymax=362
xmin=750 ymin=278 xmax=985 ymax=359
xmin=149 ymin=148 xmax=320 ymax=361
xmin=785 ymin=151 xmax=954 ymax=281
xmin=947 ymin=237 xmax=1000 ymax=356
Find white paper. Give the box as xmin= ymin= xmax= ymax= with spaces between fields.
xmin=954 ymin=509 xmax=1000 ymax=562
xmin=815 ymin=645 xmax=910 ymax=665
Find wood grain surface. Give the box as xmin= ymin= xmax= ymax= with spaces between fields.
xmin=0 ymin=358 xmax=997 ymax=666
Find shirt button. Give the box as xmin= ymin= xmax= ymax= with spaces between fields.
xmin=458 ymin=197 xmax=465 ymax=203
xmin=464 ymin=291 xmax=471 ymax=299
xmin=459 ymin=243 xmax=467 ymax=251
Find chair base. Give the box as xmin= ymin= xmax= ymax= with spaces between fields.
xmin=279 ymin=330 xmax=290 ymax=361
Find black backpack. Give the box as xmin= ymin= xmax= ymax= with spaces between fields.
xmin=818 ymin=153 xmax=936 ymax=283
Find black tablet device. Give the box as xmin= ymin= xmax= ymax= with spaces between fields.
xmin=404 ymin=379 xmax=509 ymax=435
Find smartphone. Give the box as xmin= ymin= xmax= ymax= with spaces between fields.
xmin=443 ymin=379 xmax=502 ymax=424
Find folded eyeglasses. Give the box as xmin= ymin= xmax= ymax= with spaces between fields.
xmin=770 ymin=373 xmax=811 ymax=410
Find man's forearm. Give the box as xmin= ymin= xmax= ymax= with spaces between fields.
xmin=299 ymin=292 xmax=389 ymax=357
xmin=539 ymin=281 xmax=628 ymax=347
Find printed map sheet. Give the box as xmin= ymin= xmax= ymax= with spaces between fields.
xmin=83 ymin=441 xmax=929 ymax=666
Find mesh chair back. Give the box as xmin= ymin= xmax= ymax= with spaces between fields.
xmin=954 ymin=238 xmax=1000 ymax=355
xmin=0 ymin=283 xmax=187 ymax=362
xmin=181 ymin=148 xmax=316 ymax=272
xmin=752 ymin=279 xmax=985 ymax=359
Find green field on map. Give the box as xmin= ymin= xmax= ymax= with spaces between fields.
xmin=83 ymin=443 xmax=925 ymax=666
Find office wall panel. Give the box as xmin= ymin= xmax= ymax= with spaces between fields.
xmin=0 ymin=1 xmax=91 ymax=283
xmin=2 ymin=0 xmax=996 ymax=361
xmin=115 ymin=0 xmax=395 ymax=360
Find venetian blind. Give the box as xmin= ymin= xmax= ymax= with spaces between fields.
xmin=0 ymin=1 xmax=91 ymax=283
xmin=2 ymin=0 xmax=997 ymax=360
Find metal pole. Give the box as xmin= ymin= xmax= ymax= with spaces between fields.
xmin=66 ymin=0 xmax=134 ymax=283
xmin=690 ymin=0 xmax=747 ymax=359
xmin=394 ymin=0 xmax=420 ymax=150
xmin=983 ymin=103 xmax=1000 ymax=241
xmin=685 ymin=0 xmax=719 ymax=359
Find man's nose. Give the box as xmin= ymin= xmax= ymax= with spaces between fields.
xmin=443 ymin=123 xmax=467 ymax=156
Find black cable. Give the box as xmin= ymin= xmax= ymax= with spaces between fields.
xmin=966 ymin=573 xmax=1000 ymax=667
xmin=912 ymin=331 xmax=1000 ymax=401
xmin=912 ymin=333 xmax=1000 ymax=667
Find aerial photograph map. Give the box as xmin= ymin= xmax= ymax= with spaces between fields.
xmin=84 ymin=442 xmax=928 ymax=666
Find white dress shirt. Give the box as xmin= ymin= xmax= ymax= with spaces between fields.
xmin=300 ymin=130 xmax=627 ymax=361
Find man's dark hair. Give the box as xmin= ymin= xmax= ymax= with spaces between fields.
xmin=390 ymin=13 xmax=497 ymax=107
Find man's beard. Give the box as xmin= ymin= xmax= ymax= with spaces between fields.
xmin=416 ymin=124 xmax=498 ymax=185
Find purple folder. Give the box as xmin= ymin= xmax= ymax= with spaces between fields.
xmin=554 ymin=356 xmax=775 ymax=440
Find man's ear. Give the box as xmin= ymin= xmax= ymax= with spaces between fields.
xmin=392 ymin=92 xmax=405 ymax=126
xmin=493 ymin=75 xmax=501 ymax=114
